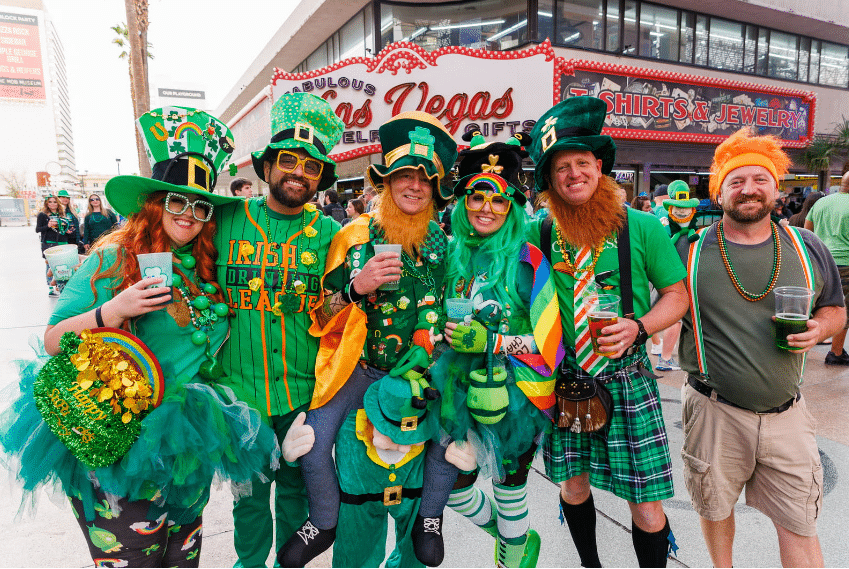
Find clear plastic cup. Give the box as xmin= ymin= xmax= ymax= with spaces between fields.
xmin=373 ymin=243 xmax=402 ymax=291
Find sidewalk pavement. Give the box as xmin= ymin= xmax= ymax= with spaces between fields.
xmin=1 ymin=225 xmax=847 ymax=568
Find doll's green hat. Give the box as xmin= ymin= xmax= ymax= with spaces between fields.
xmin=530 ymin=96 xmax=616 ymax=191
xmin=663 ymin=180 xmax=700 ymax=209
xmin=366 ymin=111 xmax=458 ymax=208
xmin=251 ymin=92 xmax=344 ymax=192
xmin=105 ymin=106 xmax=241 ymax=217
xmin=363 ymin=376 xmax=436 ymax=446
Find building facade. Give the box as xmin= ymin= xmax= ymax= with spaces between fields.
xmin=214 ymin=0 xmax=848 ymax=197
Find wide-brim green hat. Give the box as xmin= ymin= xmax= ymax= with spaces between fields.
xmin=106 ymin=106 xmax=242 ymax=217
xmin=663 ymin=180 xmax=700 ymax=208
xmin=366 ymin=111 xmax=458 ymax=207
xmin=363 ymin=376 xmax=436 ymax=446
xmin=251 ymin=92 xmax=344 ymax=192
xmin=530 ymin=96 xmax=616 ymax=191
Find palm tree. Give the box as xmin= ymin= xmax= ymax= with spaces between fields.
xmin=802 ymin=117 xmax=849 ymax=191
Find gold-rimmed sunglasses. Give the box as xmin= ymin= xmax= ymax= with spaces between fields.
xmin=164 ymin=192 xmax=214 ymax=222
xmin=276 ymin=150 xmax=324 ymax=180
xmin=466 ymin=191 xmax=511 ymax=215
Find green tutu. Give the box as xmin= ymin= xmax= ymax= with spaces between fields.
xmin=430 ymin=349 xmax=548 ymax=482
xmin=0 ymin=342 xmax=280 ymax=523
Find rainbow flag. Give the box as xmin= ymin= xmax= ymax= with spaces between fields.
xmin=510 ymin=243 xmax=564 ymax=415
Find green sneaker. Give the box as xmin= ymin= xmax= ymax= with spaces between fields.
xmin=495 ymin=530 xmax=541 ymax=568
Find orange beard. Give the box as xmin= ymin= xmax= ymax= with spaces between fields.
xmin=547 ymin=175 xmax=626 ymax=249
xmin=373 ymin=190 xmax=435 ymax=256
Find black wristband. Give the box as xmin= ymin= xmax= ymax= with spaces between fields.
xmin=95 ymin=305 xmax=105 ymax=328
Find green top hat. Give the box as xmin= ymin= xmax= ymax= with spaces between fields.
xmin=453 ymin=131 xmax=531 ymax=206
xmin=106 ymin=106 xmax=241 ymax=217
xmin=529 ymin=96 xmax=616 ymax=191
xmin=251 ymin=92 xmax=344 ymax=192
xmin=663 ymin=180 xmax=700 ymax=209
xmin=363 ymin=375 xmax=436 ymax=446
xmin=366 ymin=111 xmax=459 ymax=208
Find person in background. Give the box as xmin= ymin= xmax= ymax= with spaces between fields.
xmin=35 ymin=195 xmax=70 ymax=295
xmin=342 ymin=197 xmax=365 ymax=226
xmin=773 ymin=197 xmax=792 ymax=220
xmin=631 ymin=194 xmax=653 ymax=213
xmin=323 ymin=188 xmax=347 ymax=223
xmin=82 ymin=194 xmax=118 ymax=252
xmin=786 ymin=191 xmax=823 ymax=228
xmin=230 ymin=177 xmax=254 ymax=198
xmin=57 ymin=189 xmax=82 ymax=253
xmin=363 ymin=186 xmax=378 ymax=212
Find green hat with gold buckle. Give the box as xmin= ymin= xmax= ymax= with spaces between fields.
xmin=363 ymin=375 xmax=436 ymax=446
xmin=663 ymin=180 xmax=700 ymax=209
xmin=105 ymin=106 xmax=241 ymax=217
xmin=529 ymin=96 xmax=616 ymax=191
xmin=367 ymin=111 xmax=458 ymax=208
xmin=251 ymin=92 xmax=344 ymax=191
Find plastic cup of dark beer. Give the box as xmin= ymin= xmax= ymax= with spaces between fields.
xmin=774 ymin=286 xmax=813 ymax=350
xmin=588 ymin=294 xmax=620 ymax=356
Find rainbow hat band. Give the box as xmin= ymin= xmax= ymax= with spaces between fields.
xmin=32 ymin=328 xmax=164 ymax=468
xmin=106 ymin=106 xmax=241 ymax=217
xmin=453 ymin=131 xmax=531 ymax=206
xmin=463 ymin=172 xmax=509 ymax=196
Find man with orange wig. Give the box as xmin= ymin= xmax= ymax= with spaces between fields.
xmin=678 ymin=127 xmax=845 ymax=567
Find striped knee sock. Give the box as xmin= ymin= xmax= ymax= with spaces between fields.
xmin=447 ymin=485 xmax=494 ymax=528
xmin=493 ymin=482 xmax=529 ymax=543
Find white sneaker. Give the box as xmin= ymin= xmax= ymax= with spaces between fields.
xmin=650 ymin=341 xmax=663 ymax=355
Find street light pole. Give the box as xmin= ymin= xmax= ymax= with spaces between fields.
xmin=116 ymin=158 xmax=121 ymax=176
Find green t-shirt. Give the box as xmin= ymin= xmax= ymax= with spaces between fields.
xmin=214 ymin=199 xmax=339 ymax=416
xmin=324 ymin=219 xmax=447 ymax=370
xmin=49 ymin=246 xmax=228 ymax=384
xmin=807 ymin=192 xmax=849 ymax=265
xmin=527 ymin=208 xmax=687 ymax=348
xmin=677 ymin=225 xmax=843 ymax=411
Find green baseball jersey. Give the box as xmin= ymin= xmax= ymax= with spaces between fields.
xmin=215 ymin=199 xmax=339 ymax=416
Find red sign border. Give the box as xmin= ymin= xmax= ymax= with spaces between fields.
xmin=271 ymin=39 xmax=559 ymax=162
xmin=559 ymin=59 xmax=817 ymax=148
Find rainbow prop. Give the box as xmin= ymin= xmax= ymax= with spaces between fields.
xmin=173 ymin=121 xmax=203 ymax=140
xmin=92 ymin=327 xmax=165 ymax=407
xmin=465 ymin=172 xmax=509 ymax=196
xmin=509 ymin=244 xmax=564 ymax=414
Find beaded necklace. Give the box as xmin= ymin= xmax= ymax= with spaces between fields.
xmin=554 ymin=225 xmax=603 ymax=277
xmin=716 ymin=220 xmax=781 ymax=302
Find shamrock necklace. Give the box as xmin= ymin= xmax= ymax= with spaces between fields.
xmin=171 ymin=246 xmax=230 ymax=380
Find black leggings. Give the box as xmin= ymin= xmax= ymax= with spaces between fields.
xmin=453 ymin=442 xmax=539 ymax=490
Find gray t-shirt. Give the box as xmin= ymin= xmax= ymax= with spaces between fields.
xmin=677 ymin=224 xmax=843 ymax=411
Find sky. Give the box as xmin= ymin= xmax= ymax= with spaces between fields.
xmin=45 ymin=0 xmax=300 ymax=177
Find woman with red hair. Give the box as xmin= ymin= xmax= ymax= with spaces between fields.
xmin=0 ymin=108 xmax=277 ymax=567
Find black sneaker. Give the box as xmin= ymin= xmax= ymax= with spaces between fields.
xmin=412 ymin=514 xmax=444 ymax=566
xmin=277 ymin=519 xmax=336 ymax=567
xmin=824 ymin=350 xmax=849 ymax=365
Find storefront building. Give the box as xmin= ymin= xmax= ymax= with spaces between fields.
xmin=214 ymin=0 xmax=848 ymax=199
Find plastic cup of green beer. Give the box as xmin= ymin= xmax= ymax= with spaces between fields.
xmin=373 ymin=243 xmax=402 ymax=291
xmin=588 ymin=294 xmax=620 ymax=356
xmin=774 ymin=286 xmax=813 ymax=350
xmin=445 ymin=297 xmax=474 ymax=324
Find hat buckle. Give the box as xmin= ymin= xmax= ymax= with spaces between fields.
xmin=293 ymin=122 xmax=315 ymax=145
xmin=541 ymin=116 xmax=559 ymax=153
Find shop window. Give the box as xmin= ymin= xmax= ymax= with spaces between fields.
xmin=639 ymin=3 xmax=678 ymax=61
xmin=379 ymin=0 xmax=528 ymax=52
xmin=798 ymin=36 xmax=811 ymax=83
xmin=340 ymin=11 xmax=366 ymax=60
xmin=809 ymin=40 xmax=821 ymax=84
xmin=622 ymin=1 xmax=637 ymax=55
xmin=743 ymin=25 xmax=757 ymax=74
xmin=555 ymin=0 xmax=603 ymax=50
xmin=606 ymin=0 xmax=620 ymax=52
xmin=538 ymin=0 xmax=553 ymax=44
xmin=767 ymin=30 xmax=798 ymax=80
xmin=694 ymin=14 xmax=708 ymax=66
xmin=819 ymin=41 xmax=849 ymax=87
xmin=679 ymin=11 xmax=694 ymax=64
xmin=708 ymin=18 xmax=743 ymax=72
xmin=756 ymin=28 xmax=768 ymax=75
xmin=306 ymin=41 xmax=329 ymax=70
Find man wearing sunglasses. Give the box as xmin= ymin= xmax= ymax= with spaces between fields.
xmin=212 ymin=92 xmax=345 ymax=567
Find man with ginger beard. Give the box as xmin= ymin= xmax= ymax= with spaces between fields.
xmin=527 ymin=97 xmax=689 ymax=568
xmin=275 ymin=111 xmax=458 ymax=567
xmin=213 ymin=92 xmax=345 ymax=567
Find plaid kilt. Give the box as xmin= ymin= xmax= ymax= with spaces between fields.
xmin=543 ymin=348 xmax=674 ymax=503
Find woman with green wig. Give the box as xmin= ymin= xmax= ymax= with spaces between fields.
xmin=422 ymin=132 xmax=564 ymax=568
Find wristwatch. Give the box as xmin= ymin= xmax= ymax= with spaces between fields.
xmin=632 ymin=318 xmax=649 ymax=347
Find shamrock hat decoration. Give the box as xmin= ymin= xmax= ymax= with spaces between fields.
xmin=363 ymin=374 xmax=437 ymax=446
xmin=251 ymin=92 xmax=345 ymax=191
xmin=366 ymin=111 xmax=459 ymax=208
xmin=106 ymin=106 xmax=241 ymax=217
xmin=454 ymin=130 xmax=532 ymax=206
xmin=663 ymin=180 xmax=700 ymax=209
xmin=530 ymin=96 xmax=616 ymax=191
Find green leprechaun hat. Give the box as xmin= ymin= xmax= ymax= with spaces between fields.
xmin=663 ymin=180 xmax=700 ymax=209
xmin=251 ymin=92 xmax=344 ymax=192
xmin=529 ymin=96 xmax=616 ymax=191
xmin=366 ymin=111 xmax=459 ymax=208
xmin=106 ymin=106 xmax=241 ymax=217
xmin=453 ymin=131 xmax=532 ymax=206
xmin=363 ymin=374 xmax=436 ymax=446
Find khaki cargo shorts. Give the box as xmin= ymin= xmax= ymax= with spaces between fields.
xmin=680 ymin=383 xmax=823 ymax=537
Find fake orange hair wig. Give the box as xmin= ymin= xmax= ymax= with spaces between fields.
xmin=710 ymin=128 xmax=790 ymax=199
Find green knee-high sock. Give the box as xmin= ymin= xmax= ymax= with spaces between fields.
xmin=447 ymin=485 xmax=497 ymax=536
xmin=493 ymin=482 xmax=529 ymax=542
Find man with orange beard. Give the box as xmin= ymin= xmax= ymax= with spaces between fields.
xmin=277 ymin=111 xmax=458 ymax=567
xmin=527 ymin=97 xmax=689 ymax=567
